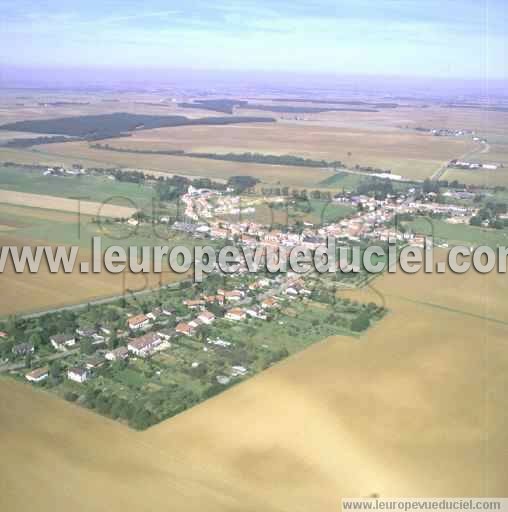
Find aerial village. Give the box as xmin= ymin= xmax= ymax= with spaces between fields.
xmin=174 ymin=183 xmax=480 ymax=248
xmin=1 ymin=167 xmax=505 ymax=428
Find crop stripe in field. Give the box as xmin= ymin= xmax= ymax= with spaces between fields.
xmin=385 ymin=294 xmax=508 ymax=327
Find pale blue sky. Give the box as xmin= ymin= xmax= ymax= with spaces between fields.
xmin=1 ymin=0 xmax=507 ymax=79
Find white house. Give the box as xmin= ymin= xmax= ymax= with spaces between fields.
xmin=67 ymin=367 xmax=89 ymax=383
xmin=50 ymin=334 xmax=76 ymax=351
xmin=223 ymin=290 xmax=244 ymax=302
xmin=127 ymin=314 xmax=150 ymax=331
xmin=231 ymin=365 xmax=248 ymax=377
xmin=183 ymin=299 xmax=205 ymax=310
xmin=127 ymin=333 xmax=163 ymax=357
xmin=175 ymin=322 xmax=195 ymax=337
xmin=225 ymin=308 xmax=247 ymax=321
xmin=245 ymin=306 xmax=267 ymax=320
xmin=25 ymin=367 xmax=49 ymax=383
xmin=105 ymin=346 xmax=129 ymax=361
xmin=156 ymin=328 xmax=173 ymax=341
xmin=197 ymin=310 xmax=215 ymax=325
xmin=12 ymin=343 xmax=34 ymax=357
xmin=146 ymin=308 xmax=162 ymax=321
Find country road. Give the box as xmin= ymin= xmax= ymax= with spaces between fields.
xmin=0 ymin=348 xmax=79 ymax=373
xmin=431 ymin=140 xmax=491 ymax=181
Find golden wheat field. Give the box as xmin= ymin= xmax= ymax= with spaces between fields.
xmin=1 ymin=259 xmax=507 ymax=511
xmin=1 ymin=101 xmax=507 ymax=185
xmin=262 ymin=105 xmax=508 ymax=136
xmin=48 ymin=119 xmax=478 ymax=180
xmin=0 ymin=236 xmax=186 ymax=316
xmin=0 ymin=146 xmax=117 ymax=168
xmin=0 ymin=190 xmax=136 ymax=218
xmin=29 ymin=140 xmax=335 ymax=187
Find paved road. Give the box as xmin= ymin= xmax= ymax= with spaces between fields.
xmin=0 ymin=348 xmax=79 ymax=374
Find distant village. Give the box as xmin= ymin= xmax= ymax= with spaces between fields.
xmin=173 ymin=184 xmax=479 ymax=249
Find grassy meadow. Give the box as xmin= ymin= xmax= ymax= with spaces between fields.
xmin=405 ymin=217 xmax=508 ymax=247
xmin=0 ymin=165 xmax=155 ymax=210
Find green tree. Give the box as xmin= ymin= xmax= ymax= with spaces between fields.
xmin=351 ymin=312 xmax=370 ymax=332
xmin=80 ymin=337 xmax=95 ymax=355
xmin=49 ymin=361 xmax=62 ymax=385
xmin=29 ymin=332 xmax=43 ymax=348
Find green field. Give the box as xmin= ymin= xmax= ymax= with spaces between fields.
xmin=0 ymin=164 xmax=205 ymax=250
xmin=0 ymin=165 xmax=156 ymax=211
xmin=0 ymin=201 xmax=210 ymax=254
xmin=404 ymin=217 xmax=508 ymax=247
xmin=305 ymin=199 xmax=355 ymax=224
xmin=319 ymin=171 xmax=365 ymax=190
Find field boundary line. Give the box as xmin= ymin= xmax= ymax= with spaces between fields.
xmin=385 ymin=293 xmax=508 ymax=327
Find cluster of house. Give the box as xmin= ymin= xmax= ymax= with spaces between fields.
xmin=20 ymin=277 xmax=280 ymax=384
xmin=448 ymin=160 xmax=499 ymax=170
xmin=173 ymin=284 xmax=284 ymax=337
xmin=21 ymin=307 xmax=171 ymax=384
xmin=429 ymin=128 xmax=475 ymax=138
xmin=181 ymin=186 xmax=256 ymax=221
xmin=43 ymin=166 xmax=85 ymax=177
xmin=212 ymin=195 xmax=256 ymax=216
xmin=181 ymin=186 xmax=217 ymax=220
xmin=25 ymin=357 xmax=105 ymax=385
xmin=175 ymin=186 xmax=480 ymax=251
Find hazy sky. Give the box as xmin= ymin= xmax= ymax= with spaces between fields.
xmin=1 ymin=0 xmax=507 ymax=80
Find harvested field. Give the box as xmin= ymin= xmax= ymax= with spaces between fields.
xmin=0 ymin=236 xmax=185 ymax=316
xmin=247 ymin=104 xmax=508 ymax=137
xmin=0 ymin=189 xmax=136 ymax=218
xmin=0 ymin=146 xmax=114 ymax=168
xmin=76 ymin=120 xmax=477 ymax=180
xmin=3 ymin=104 xmax=504 ymax=184
xmin=30 ymin=141 xmax=335 ymax=188
xmin=0 ymin=203 xmax=80 ymax=224
xmin=110 ymin=118 xmax=472 ymax=159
